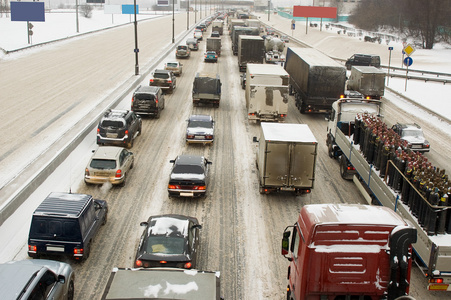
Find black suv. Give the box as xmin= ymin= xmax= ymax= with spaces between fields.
xmin=28 ymin=192 xmax=108 ymax=261
xmin=149 ymin=69 xmax=177 ymax=94
xmin=97 ymin=109 xmax=142 ymax=148
xmin=345 ymin=54 xmax=381 ymax=70
xmin=131 ymin=85 xmax=165 ymax=118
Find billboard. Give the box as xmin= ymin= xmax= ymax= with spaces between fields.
xmin=122 ymin=4 xmax=139 ymax=14
xmin=87 ymin=0 xmax=105 ymax=3
xmin=157 ymin=0 xmax=169 ymax=6
xmin=10 ymin=2 xmax=45 ymax=22
xmin=293 ymin=6 xmax=337 ymax=19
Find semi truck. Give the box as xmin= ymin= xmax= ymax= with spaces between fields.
xmin=211 ymin=20 xmax=224 ymax=35
xmin=282 ymin=204 xmax=417 ymax=300
xmin=228 ymin=19 xmax=245 ymax=35
xmin=264 ymin=36 xmax=285 ymax=64
xmin=245 ymin=63 xmax=289 ymax=122
xmin=253 ymin=123 xmax=317 ymax=195
xmin=284 ymin=47 xmax=346 ymax=114
xmin=347 ymin=66 xmax=386 ymax=99
xmin=238 ymin=35 xmax=264 ymax=72
xmin=231 ymin=26 xmax=260 ymax=55
xmin=101 ymin=268 xmax=222 ymax=300
xmin=192 ymin=73 xmax=222 ymax=108
xmin=206 ymin=37 xmax=221 ymax=56
xmin=326 ymin=98 xmax=451 ymax=291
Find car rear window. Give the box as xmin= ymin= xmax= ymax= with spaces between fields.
xmin=189 ymin=120 xmax=213 ymax=128
xmin=90 ymin=159 xmax=117 ymax=169
xmin=154 ymin=73 xmax=170 ymax=79
xmin=166 ymin=63 xmax=178 ymax=68
xmin=100 ymin=120 xmax=125 ymax=129
xmin=173 ymin=165 xmax=204 ymax=174
xmin=29 ymin=217 xmax=82 ymax=241
xmin=134 ymin=93 xmax=155 ymax=101
xmin=146 ymin=236 xmax=185 ymax=255
xmin=178 ymin=46 xmax=187 ymax=50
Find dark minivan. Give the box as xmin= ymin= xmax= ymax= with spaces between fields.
xmin=28 ymin=192 xmax=108 ymax=261
xmin=131 ymin=85 xmax=165 ymax=118
xmin=345 ymin=54 xmax=381 ymax=70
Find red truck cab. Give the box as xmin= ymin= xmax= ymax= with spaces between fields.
xmin=282 ymin=204 xmax=417 ymax=300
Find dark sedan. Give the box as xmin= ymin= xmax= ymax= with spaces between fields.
xmin=134 ymin=214 xmax=202 ymax=269
xmin=168 ymin=155 xmax=212 ymax=197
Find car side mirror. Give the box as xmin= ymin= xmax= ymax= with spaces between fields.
xmin=206 ymin=160 xmax=212 ymax=165
xmin=140 ymin=221 xmax=148 ymax=227
xmin=192 ymin=224 xmax=202 ymax=230
xmin=253 ymin=136 xmax=259 ymax=143
xmin=58 ymin=275 xmax=66 ymax=284
xmin=281 ymin=230 xmax=291 ymax=256
xmin=92 ymin=149 xmax=96 ymax=153
xmin=169 ymin=159 xmax=175 ymax=164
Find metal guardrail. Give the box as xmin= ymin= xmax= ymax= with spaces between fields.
xmin=388 ymin=73 xmax=449 ymax=84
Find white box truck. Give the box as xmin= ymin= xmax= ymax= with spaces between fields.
xmin=245 ymin=64 xmax=289 ymax=122
xmin=254 ymin=123 xmax=317 ymax=195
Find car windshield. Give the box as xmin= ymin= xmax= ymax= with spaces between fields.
xmin=154 ymin=73 xmax=169 ymax=79
xmin=101 ymin=120 xmax=124 ymax=129
xmin=166 ymin=63 xmax=178 ymax=68
xmin=172 ymin=165 xmax=204 ymax=174
xmin=189 ymin=120 xmax=212 ymax=128
xmin=145 ymin=236 xmax=185 ymax=255
xmin=90 ymin=159 xmax=116 ymax=169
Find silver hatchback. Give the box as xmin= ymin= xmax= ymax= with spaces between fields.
xmin=84 ymin=146 xmax=134 ymax=186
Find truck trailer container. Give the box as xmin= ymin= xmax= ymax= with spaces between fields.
xmin=206 ymin=37 xmax=221 ymax=56
xmin=347 ymin=65 xmax=386 ymax=99
xmin=245 ymin=64 xmax=289 ymax=122
xmin=326 ymin=98 xmax=451 ymax=292
xmin=101 ymin=268 xmax=221 ymax=300
xmin=254 ymin=123 xmax=317 ymax=194
xmin=238 ymin=35 xmax=264 ymax=72
xmin=192 ymin=73 xmax=222 ymax=107
xmin=282 ymin=204 xmax=417 ymax=300
xmin=211 ymin=20 xmax=224 ymax=35
xmin=231 ymin=26 xmax=260 ymax=55
xmin=285 ymin=47 xmax=346 ymax=114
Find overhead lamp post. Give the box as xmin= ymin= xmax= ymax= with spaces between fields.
xmin=187 ymin=0 xmax=189 ymax=30
xmin=195 ymin=0 xmax=197 ymax=23
xmin=133 ymin=0 xmax=139 ymax=75
xmin=172 ymin=0 xmax=175 ymax=43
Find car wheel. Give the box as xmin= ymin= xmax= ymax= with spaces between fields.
xmin=127 ymin=139 xmax=133 ymax=149
xmin=155 ymin=110 xmax=161 ymax=119
xmin=120 ymin=174 xmax=127 ymax=187
xmin=67 ymin=280 xmax=75 ymax=300
xmin=82 ymin=242 xmax=91 ymax=261
xmin=137 ymin=127 xmax=141 ymax=136
xmin=102 ymin=212 xmax=108 ymax=225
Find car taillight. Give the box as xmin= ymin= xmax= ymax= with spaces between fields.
xmin=168 ymin=80 xmax=172 ymax=83
xmin=184 ymin=262 xmax=192 ymax=269
xmin=28 ymin=245 xmax=37 ymax=252
xmin=195 ymin=186 xmax=206 ymax=190
xmin=116 ymin=170 xmax=122 ymax=178
xmin=429 ymin=278 xmax=444 ymax=284
xmin=149 ymin=79 xmax=154 ymax=83
xmin=97 ymin=128 xmax=100 ymax=133
xmin=187 ymin=135 xmax=195 ymax=139
xmin=156 ymin=100 xmax=158 ymax=104
xmin=206 ymin=135 xmax=213 ymax=140
xmin=340 ymin=94 xmax=345 ymax=99
xmin=160 ymin=261 xmax=167 ymax=264
xmin=74 ymin=248 xmax=83 ymax=254
xmin=168 ymin=184 xmax=180 ymax=189
xmin=85 ymin=168 xmax=90 ymax=176
xmin=135 ymin=260 xmax=142 ymax=267
xmin=131 ymin=96 xmax=134 ymax=104
xmin=125 ymin=130 xmax=129 ymax=135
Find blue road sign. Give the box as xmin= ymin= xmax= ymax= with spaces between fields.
xmin=403 ymin=57 xmax=413 ymax=67
xmin=11 ymin=2 xmax=45 ymax=22
xmin=388 ymin=46 xmax=393 ymax=50
xmin=292 ymin=23 xmax=295 ymax=30
xmin=122 ymin=4 xmax=139 ymax=14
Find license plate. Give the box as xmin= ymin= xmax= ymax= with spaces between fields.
xmin=280 ymin=187 xmax=295 ymax=191
xmin=180 ymin=192 xmax=194 ymax=197
xmin=195 ymin=136 xmax=204 ymax=140
xmin=47 ymin=246 xmax=64 ymax=252
xmin=106 ymin=133 xmax=118 ymax=138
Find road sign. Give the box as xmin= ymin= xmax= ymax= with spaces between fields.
xmin=403 ymin=44 xmax=415 ymax=56
xmin=403 ymin=57 xmax=413 ymax=67
xmin=292 ymin=23 xmax=295 ymax=30
xmin=388 ymin=46 xmax=393 ymax=50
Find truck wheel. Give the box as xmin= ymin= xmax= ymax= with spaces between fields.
xmin=339 ymin=155 xmax=352 ymax=181
xmin=288 ymin=84 xmax=294 ymax=96
xmin=299 ymin=102 xmax=307 ymax=114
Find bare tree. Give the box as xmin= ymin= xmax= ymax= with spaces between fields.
xmin=80 ymin=4 xmax=93 ymax=18
xmin=348 ymin=0 xmax=451 ymax=49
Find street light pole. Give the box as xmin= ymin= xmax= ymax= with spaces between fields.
xmin=172 ymin=0 xmax=175 ymax=43
xmin=133 ymin=0 xmax=139 ymax=75
xmin=187 ymin=0 xmax=189 ymax=30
